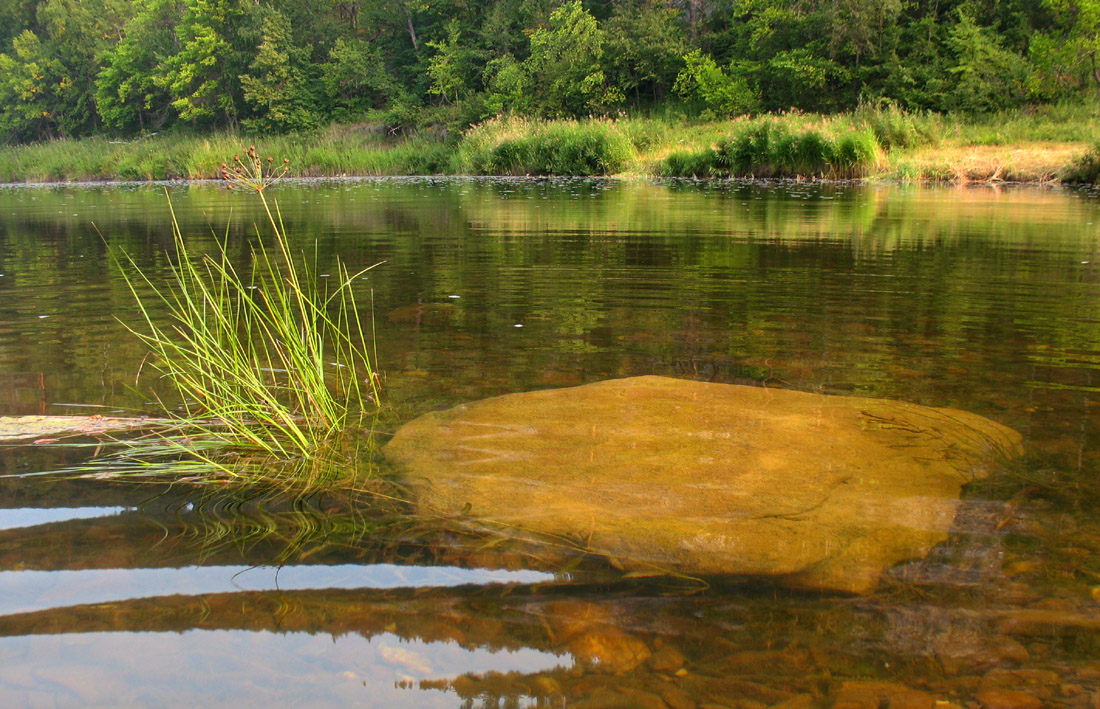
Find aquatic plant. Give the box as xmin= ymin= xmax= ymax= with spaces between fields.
xmin=110 ymin=147 xmax=383 ymax=487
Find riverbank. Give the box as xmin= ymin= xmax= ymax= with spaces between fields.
xmin=1 ymin=103 xmax=1097 ymax=184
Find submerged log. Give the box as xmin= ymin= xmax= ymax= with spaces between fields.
xmin=0 ymin=415 xmax=173 ymax=443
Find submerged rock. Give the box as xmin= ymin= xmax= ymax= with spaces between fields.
xmin=383 ymin=376 xmax=1022 ymax=593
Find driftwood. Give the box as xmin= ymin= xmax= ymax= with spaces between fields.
xmin=0 ymin=415 xmax=173 ymax=444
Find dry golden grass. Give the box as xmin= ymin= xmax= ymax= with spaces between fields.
xmin=888 ymin=142 xmax=1087 ymax=183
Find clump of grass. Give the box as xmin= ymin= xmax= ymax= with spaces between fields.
xmin=108 ymin=147 xmax=383 ymax=488
xmin=851 ymin=101 xmax=942 ymax=150
xmin=664 ymin=118 xmax=883 ymax=179
xmin=1063 ymin=141 xmax=1100 ymax=184
xmin=458 ymin=117 xmax=635 ymax=175
xmin=661 ymin=148 xmax=717 ymax=177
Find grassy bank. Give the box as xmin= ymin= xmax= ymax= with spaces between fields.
xmin=1 ymin=103 xmax=1098 ymax=184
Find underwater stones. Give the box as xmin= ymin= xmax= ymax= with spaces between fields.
xmin=384 ymin=376 xmax=1022 ymax=593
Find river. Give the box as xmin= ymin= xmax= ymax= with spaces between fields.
xmin=0 ymin=177 xmax=1097 ymax=707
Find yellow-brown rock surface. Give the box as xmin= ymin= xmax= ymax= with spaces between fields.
xmin=384 ymin=376 xmax=1022 ymax=593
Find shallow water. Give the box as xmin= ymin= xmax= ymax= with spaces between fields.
xmin=1 ymin=178 xmax=1099 ymax=706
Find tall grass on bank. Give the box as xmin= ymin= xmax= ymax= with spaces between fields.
xmin=0 ymin=126 xmax=455 ymax=182
xmin=0 ymin=101 xmax=1097 ymax=183
xmin=454 ymin=117 xmax=635 ymax=176
xmin=1063 ymin=142 xmax=1100 ymax=183
xmin=661 ymin=118 xmax=882 ymax=179
xmin=107 ymin=148 xmax=383 ymax=488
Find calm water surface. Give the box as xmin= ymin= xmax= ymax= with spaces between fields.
xmin=0 ymin=178 xmax=1099 ymax=707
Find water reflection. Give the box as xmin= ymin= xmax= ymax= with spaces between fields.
xmin=0 ymin=630 xmax=566 ymax=707
xmin=0 ymin=564 xmax=555 ymax=617
xmin=1 ymin=179 xmax=1100 ymax=705
xmin=0 ymin=506 xmax=129 ymax=531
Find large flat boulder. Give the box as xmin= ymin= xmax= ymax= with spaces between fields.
xmin=383 ymin=376 xmax=1022 ymax=593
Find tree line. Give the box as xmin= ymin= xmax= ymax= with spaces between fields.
xmin=0 ymin=0 xmax=1097 ymax=144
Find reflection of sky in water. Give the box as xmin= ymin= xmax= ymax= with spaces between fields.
xmin=0 ymin=630 xmax=568 ymax=707
xmin=0 ymin=565 xmax=555 ymax=617
xmin=0 ymin=507 xmax=129 ymax=530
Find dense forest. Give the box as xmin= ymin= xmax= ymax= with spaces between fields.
xmin=0 ymin=0 xmax=1097 ymax=144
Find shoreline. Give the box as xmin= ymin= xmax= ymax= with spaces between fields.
xmin=0 ymin=112 xmax=1094 ymax=186
xmin=0 ymin=169 xmax=1087 ymax=189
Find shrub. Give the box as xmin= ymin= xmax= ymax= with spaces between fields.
xmin=852 ymin=101 xmax=941 ymax=150
xmin=661 ymin=149 xmax=717 ymax=177
xmin=707 ymin=119 xmax=881 ymax=178
xmin=463 ymin=120 xmax=634 ymax=176
xmin=1063 ymin=142 xmax=1100 ymax=184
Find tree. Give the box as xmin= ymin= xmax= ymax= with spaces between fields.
xmin=673 ymin=50 xmax=756 ymax=117
xmin=321 ymin=37 xmax=395 ymax=119
xmin=603 ymin=0 xmax=688 ymax=105
xmin=426 ymin=19 xmax=478 ymax=104
xmin=942 ymin=10 xmax=1029 ymax=112
xmin=0 ymin=0 xmax=37 ymax=51
xmin=524 ymin=0 xmax=622 ymax=117
xmin=241 ymin=10 xmax=318 ymax=132
xmin=96 ymin=0 xmax=180 ymax=132
xmin=1030 ymin=0 xmax=1100 ymax=93
xmin=482 ymin=53 xmax=529 ymax=115
xmin=0 ymin=30 xmax=61 ymax=141
xmin=821 ymin=0 xmax=903 ymax=65
xmin=155 ymin=0 xmax=248 ymax=125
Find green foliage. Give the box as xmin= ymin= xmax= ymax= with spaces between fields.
xmin=659 ymin=118 xmax=885 ymax=178
xmin=603 ymin=0 xmax=688 ymax=105
xmin=661 ymin=148 xmax=717 ymax=177
xmin=0 ymin=0 xmax=1099 ymax=143
xmin=943 ymin=11 xmax=1030 ymax=113
xmin=482 ymin=54 xmax=529 ymax=115
xmin=0 ymin=31 xmax=62 ymax=142
xmin=426 ymin=20 xmax=479 ymax=105
xmin=763 ymin=49 xmax=845 ymax=110
xmin=155 ymin=0 xmax=248 ymax=125
xmin=241 ymin=10 xmax=318 ymax=132
xmin=1030 ymin=0 xmax=1100 ymax=96
xmin=674 ymin=50 xmax=756 ymax=118
xmin=1063 ymin=141 xmax=1100 ymax=182
xmin=460 ymin=118 xmax=634 ymax=175
xmin=95 ymin=0 xmax=179 ymax=133
xmin=0 ymin=0 xmax=133 ymax=141
xmin=112 ymin=149 xmax=382 ymax=487
xmin=852 ymin=100 xmax=942 ymax=149
xmin=321 ymin=38 xmax=394 ymax=120
xmin=524 ymin=0 xmax=623 ymax=117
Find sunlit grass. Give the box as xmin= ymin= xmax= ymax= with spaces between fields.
xmin=660 ymin=117 xmax=883 ymax=179
xmin=453 ymin=116 xmax=636 ymax=175
xmin=103 ymin=147 xmax=384 ymax=488
xmin=0 ymin=100 xmax=1097 ymax=183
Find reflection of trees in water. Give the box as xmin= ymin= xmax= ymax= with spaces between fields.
xmin=0 ymin=456 xmax=1097 ymax=704
xmin=0 ymin=572 xmax=1096 ymax=707
xmin=1 ymin=180 xmax=1099 ymax=705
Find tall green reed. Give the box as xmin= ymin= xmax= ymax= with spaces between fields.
xmin=110 ymin=147 xmax=383 ymax=488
